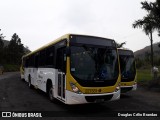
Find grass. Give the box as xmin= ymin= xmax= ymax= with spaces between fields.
xmin=137 ymin=68 xmax=160 ymax=85
xmin=3 ymin=64 xmax=20 ymax=72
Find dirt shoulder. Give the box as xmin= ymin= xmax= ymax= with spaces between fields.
xmin=0 ymin=72 xmax=20 ymax=80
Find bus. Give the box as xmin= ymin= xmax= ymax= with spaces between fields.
xmin=118 ymin=49 xmax=137 ymax=93
xmin=20 ymin=34 xmax=121 ymax=104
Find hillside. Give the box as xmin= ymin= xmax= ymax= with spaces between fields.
xmin=134 ymin=42 xmax=160 ymax=59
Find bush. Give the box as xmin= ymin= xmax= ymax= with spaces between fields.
xmin=3 ymin=64 xmax=20 ymax=72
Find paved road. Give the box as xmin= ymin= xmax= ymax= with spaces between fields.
xmin=0 ymin=72 xmax=160 ymax=119
xmin=0 ymin=72 xmax=19 ymax=80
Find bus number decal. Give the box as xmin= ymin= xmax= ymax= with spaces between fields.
xmin=85 ymin=89 xmax=98 ymax=94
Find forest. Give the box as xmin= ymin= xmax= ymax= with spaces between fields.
xmin=0 ymin=30 xmax=28 ymax=71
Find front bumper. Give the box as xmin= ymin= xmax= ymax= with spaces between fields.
xmin=65 ymin=89 xmax=120 ymax=104
xmin=121 ymin=84 xmax=137 ymax=93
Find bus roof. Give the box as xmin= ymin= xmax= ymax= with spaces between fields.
xmin=118 ymin=48 xmax=134 ymax=56
xmin=23 ymin=34 xmax=115 ymax=58
xmin=118 ymin=48 xmax=133 ymax=52
xmin=23 ymin=34 xmax=70 ymax=58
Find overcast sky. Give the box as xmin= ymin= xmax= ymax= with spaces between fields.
xmin=0 ymin=0 xmax=159 ymax=52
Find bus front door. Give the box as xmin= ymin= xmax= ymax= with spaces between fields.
xmin=57 ymin=48 xmax=66 ymax=100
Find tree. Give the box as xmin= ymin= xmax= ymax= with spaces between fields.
xmin=149 ymin=0 xmax=160 ymax=36
xmin=0 ymin=29 xmax=5 ymax=64
xmin=7 ymin=33 xmax=24 ymax=64
xmin=132 ymin=1 xmax=157 ymax=68
xmin=135 ymin=58 xmax=143 ymax=68
xmin=140 ymin=0 xmax=160 ymax=35
xmin=116 ymin=41 xmax=126 ymax=48
xmin=144 ymin=52 xmax=151 ymax=64
xmin=0 ymin=29 xmax=4 ymax=48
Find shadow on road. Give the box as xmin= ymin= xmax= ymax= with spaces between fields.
xmin=27 ymin=83 xmax=114 ymax=116
xmin=120 ymin=94 xmax=132 ymax=99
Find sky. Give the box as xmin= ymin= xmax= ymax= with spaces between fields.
xmin=0 ymin=0 xmax=159 ymax=52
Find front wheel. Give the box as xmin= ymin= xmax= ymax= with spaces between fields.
xmin=48 ymin=87 xmax=56 ymax=102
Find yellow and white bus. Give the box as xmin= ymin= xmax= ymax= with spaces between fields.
xmin=118 ymin=49 xmax=137 ymax=93
xmin=20 ymin=34 xmax=121 ymax=104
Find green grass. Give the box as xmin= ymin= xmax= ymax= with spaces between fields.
xmin=137 ymin=69 xmax=160 ymax=85
xmin=3 ymin=64 xmax=20 ymax=72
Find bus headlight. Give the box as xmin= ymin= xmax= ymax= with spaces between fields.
xmin=134 ymin=81 xmax=137 ymax=85
xmin=115 ymin=82 xmax=120 ymax=92
xmin=115 ymin=86 xmax=120 ymax=92
xmin=70 ymin=82 xmax=82 ymax=94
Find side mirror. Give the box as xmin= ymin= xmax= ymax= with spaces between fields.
xmin=66 ymin=47 xmax=71 ymax=56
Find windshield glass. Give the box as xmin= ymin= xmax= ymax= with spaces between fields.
xmin=70 ymin=46 xmax=119 ymax=81
xmin=119 ymin=55 xmax=136 ymax=79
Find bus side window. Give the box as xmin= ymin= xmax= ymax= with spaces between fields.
xmin=39 ymin=50 xmax=46 ymax=67
xmin=46 ymin=46 xmax=54 ymax=67
xmin=28 ymin=55 xmax=34 ymax=68
xmin=56 ymin=47 xmax=66 ymax=73
xmin=22 ymin=58 xmax=25 ymax=68
xmin=35 ymin=54 xmax=39 ymax=68
xmin=25 ymin=58 xmax=29 ymax=68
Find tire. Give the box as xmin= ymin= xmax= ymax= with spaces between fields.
xmin=48 ymin=86 xmax=56 ymax=102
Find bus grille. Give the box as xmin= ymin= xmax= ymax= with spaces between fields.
xmin=85 ymin=95 xmax=113 ymax=102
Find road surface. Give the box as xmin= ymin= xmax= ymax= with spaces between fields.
xmin=0 ymin=72 xmax=160 ymax=119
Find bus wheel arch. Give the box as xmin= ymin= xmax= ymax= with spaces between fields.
xmin=46 ymin=79 xmax=55 ymax=102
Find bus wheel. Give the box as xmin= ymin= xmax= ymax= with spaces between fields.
xmin=48 ymin=87 xmax=55 ymax=102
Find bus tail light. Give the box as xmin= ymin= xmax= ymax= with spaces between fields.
xmin=70 ymin=82 xmax=82 ymax=94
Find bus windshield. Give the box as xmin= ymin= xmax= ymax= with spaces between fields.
xmin=119 ymin=55 xmax=136 ymax=79
xmin=70 ymin=46 xmax=119 ymax=81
